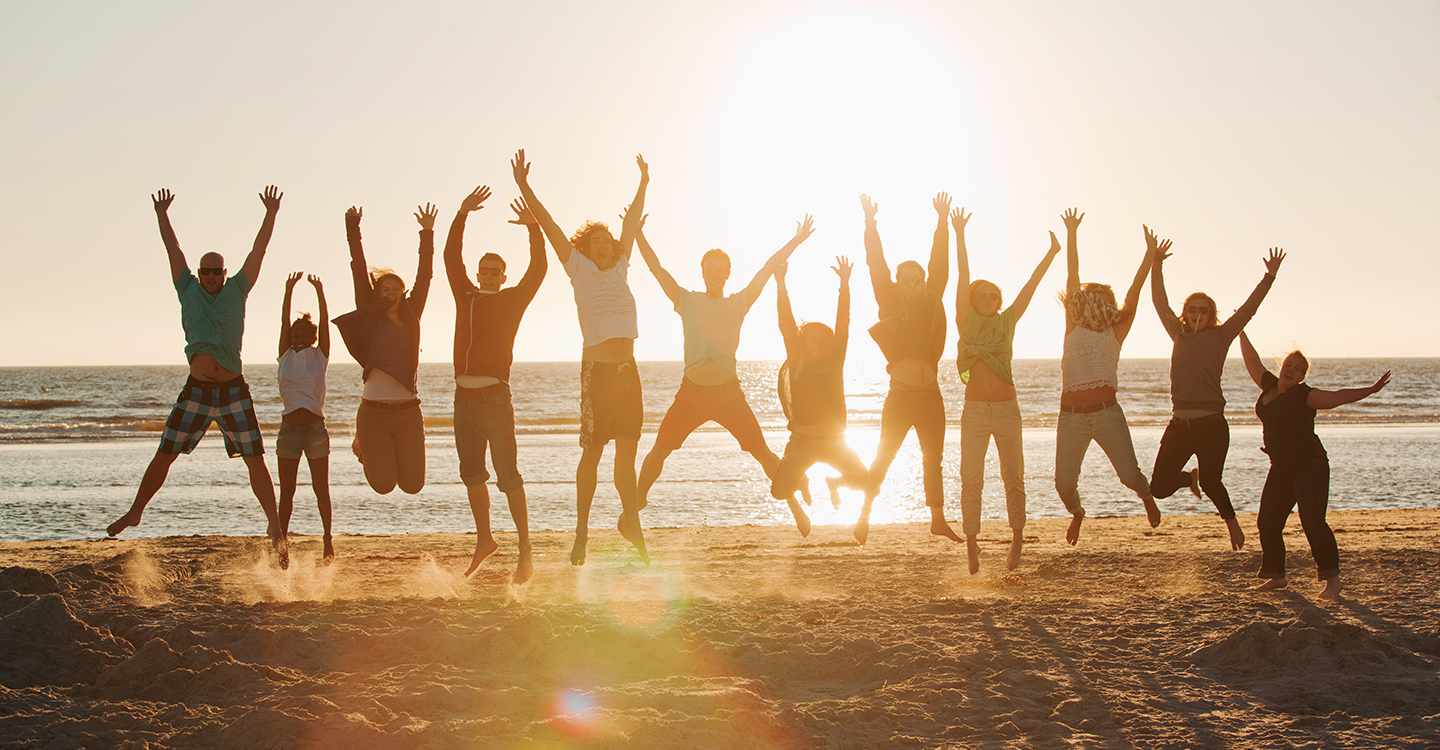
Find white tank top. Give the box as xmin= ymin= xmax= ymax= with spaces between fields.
xmin=1061 ymin=326 xmax=1120 ymax=392
xmin=277 ymin=347 xmax=328 ymax=416
xmin=563 ymin=252 xmax=638 ymax=348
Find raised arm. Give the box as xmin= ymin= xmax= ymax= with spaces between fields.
xmin=508 ymin=197 xmax=548 ymax=303
xmin=279 ymin=271 xmax=300 ymax=359
xmin=409 ymin=202 xmax=437 ymax=316
xmin=1062 ymin=207 xmax=1083 ymax=301
xmin=1113 ymin=239 xmax=1154 ymax=343
xmin=345 ymin=206 xmax=372 ymax=308
xmin=633 ymin=220 xmax=685 ymax=306
xmin=927 ymin=193 xmax=951 ymax=298
xmin=443 ymin=185 xmax=492 ymax=298
xmin=510 ymin=149 xmax=574 ymax=264
xmin=617 ymin=154 xmax=649 ymax=261
xmin=1007 ymin=232 xmax=1061 ymax=320
xmin=151 ymin=189 xmax=188 ymax=283
xmin=775 ymin=262 xmax=799 ymax=345
xmin=1237 ymin=331 xmax=1269 ymax=388
xmin=860 ymin=194 xmax=892 ymax=305
xmin=310 ymin=274 xmax=330 ymax=358
xmin=833 ymin=256 xmax=853 ymax=358
xmin=240 ymin=185 xmax=282 ymax=288
xmin=1308 ymin=371 xmax=1391 ymax=410
xmin=951 ymin=207 xmax=973 ymax=326
xmin=1147 ymin=226 xmax=1182 ymax=340
xmin=738 ymin=215 xmax=815 ymax=309
xmin=1218 ymin=248 xmax=1284 ymax=340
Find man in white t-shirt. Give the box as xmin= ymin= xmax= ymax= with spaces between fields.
xmin=512 ymin=149 xmax=650 ymax=565
xmin=632 ymin=215 xmax=817 ymax=533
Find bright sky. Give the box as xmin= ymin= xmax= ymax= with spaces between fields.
xmin=2 ymin=1 xmax=1436 ymax=367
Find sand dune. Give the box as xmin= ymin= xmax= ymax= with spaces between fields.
xmin=1 ymin=510 xmax=1438 ymax=748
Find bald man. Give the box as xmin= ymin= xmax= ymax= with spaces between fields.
xmin=106 ymin=186 xmax=289 ymax=565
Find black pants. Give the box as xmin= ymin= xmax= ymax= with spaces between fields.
xmin=1149 ymin=415 xmax=1235 ymax=518
xmin=1257 ymin=458 xmax=1337 ymax=580
xmin=869 ymin=386 xmax=946 ymax=509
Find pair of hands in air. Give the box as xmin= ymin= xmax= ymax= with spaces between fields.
xmin=773 ymin=214 xmax=846 ymax=284
xmin=862 ymin=191 xmax=985 ymax=246
xmin=151 ymin=186 xmax=283 ymax=214
xmin=283 ymin=271 xmax=323 ymax=293
xmin=1145 ymin=224 xmax=1286 ymax=276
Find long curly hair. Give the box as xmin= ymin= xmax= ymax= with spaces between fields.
xmin=1180 ymin=292 xmax=1218 ymax=333
xmin=570 ymin=222 xmax=616 ymax=256
xmin=1061 ymin=283 xmax=1125 ymax=331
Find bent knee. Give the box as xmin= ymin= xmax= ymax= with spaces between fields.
xmin=398 ymin=477 xmax=425 ymax=495
xmin=369 ymin=479 xmax=397 ymax=495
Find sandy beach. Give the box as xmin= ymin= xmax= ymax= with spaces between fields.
xmin=2 ymin=509 xmax=1437 ymax=748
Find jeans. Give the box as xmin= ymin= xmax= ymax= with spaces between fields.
xmin=455 ymin=384 xmax=523 ymax=493
xmin=1257 ymin=458 xmax=1337 ymax=580
xmin=870 ymin=386 xmax=946 ymax=509
xmin=1054 ymin=403 xmax=1150 ymax=515
xmin=959 ymin=399 xmax=1026 ymax=536
xmin=1149 ymin=414 xmax=1235 ymax=518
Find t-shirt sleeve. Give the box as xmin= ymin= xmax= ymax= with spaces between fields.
xmin=174 ymin=272 xmax=196 ymax=295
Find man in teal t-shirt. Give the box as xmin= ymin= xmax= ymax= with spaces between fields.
xmin=106 ymin=186 xmax=293 ymax=568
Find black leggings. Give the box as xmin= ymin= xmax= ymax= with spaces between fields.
xmin=1149 ymin=415 xmax=1235 ymax=518
xmin=1257 ymin=458 xmax=1336 ymax=580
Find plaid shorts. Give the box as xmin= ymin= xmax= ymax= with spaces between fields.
xmin=158 ymin=377 xmax=264 ymax=458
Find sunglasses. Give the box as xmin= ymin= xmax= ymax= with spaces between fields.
xmin=198 ymin=268 xmax=225 ymax=276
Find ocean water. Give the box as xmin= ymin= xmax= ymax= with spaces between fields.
xmin=0 ymin=360 xmax=1436 ymax=541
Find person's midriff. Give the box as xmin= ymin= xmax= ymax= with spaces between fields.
xmin=1060 ymin=385 xmax=1117 ymax=412
xmin=890 ymin=359 xmax=939 ymax=390
xmin=189 ymin=353 xmax=240 ymax=383
xmin=963 ymin=360 xmax=1016 ymax=402
xmin=584 ymin=337 xmax=635 ymax=364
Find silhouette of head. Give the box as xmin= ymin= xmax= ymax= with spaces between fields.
xmin=1278 ymin=350 xmax=1310 ymax=389
xmin=970 ymin=280 xmax=1002 ymax=317
xmin=799 ymin=321 xmax=836 ymax=360
xmin=1180 ymin=292 xmax=1218 ymax=333
xmin=572 ymin=222 xmax=619 ymax=270
xmin=476 ymin=252 xmax=507 ymax=292
xmin=290 ymin=313 xmax=318 ymax=349
xmin=197 ymin=252 xmax=226 ymax=294
xmin=895 ymin=260 xmax=925 ymax=297
xmin=701 ymin=249 xmax=731 ymax=291
xmin=371 ymin=269 xmax=406 ymax=309
xmin=1064 ymin=283 xmax=1121 ymax=331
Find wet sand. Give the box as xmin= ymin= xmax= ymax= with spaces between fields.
xmin=1 ymin=509 xmax=1438 ymax=748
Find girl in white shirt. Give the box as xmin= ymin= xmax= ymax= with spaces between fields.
xmin=276 ymin=272 xmax=335 ymax=561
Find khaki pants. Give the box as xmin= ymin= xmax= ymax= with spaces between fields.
xmin=356 ymin=400 xmax=426 ymax=495
xmin=959 ymin=399 xmax=1026 ymax=536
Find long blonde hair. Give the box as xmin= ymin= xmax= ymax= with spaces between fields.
xmin=1062 ymin=283 xmax=1124 ymax=331
xmin=1180 ymin=292 xmax=1218 ymax=333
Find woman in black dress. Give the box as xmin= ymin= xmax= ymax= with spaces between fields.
xmin=1238 ymin=331 xmax=1391 ymax=599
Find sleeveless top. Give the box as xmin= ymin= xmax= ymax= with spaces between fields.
xmin=1256 ymin=372 xmax=1325 ymax=467
xmin=1061 ymin=326 xmax=1120 ymax=393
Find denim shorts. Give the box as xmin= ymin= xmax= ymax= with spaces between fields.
xmin=276 ymin=415 xmax=330 ymax=460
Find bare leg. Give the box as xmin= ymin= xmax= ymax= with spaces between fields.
xmin=614 ymin=439 xmax=648 ymax=563
xmin=1066 ymin=507 xmax=1085 ymax=546
xmin=108 ymin=450 xmax=179 ymax=536
xmin=307 ymin=456 xmax=334 ymax=561
xmin=505 ymin=486 xmax=533 ymax=584
xmin=1319 ymin=575 xmax=1341 ymax=600
xmin=1007 ymin=527 xmax=1023 ymax=571
xmin=573 ymin=444 xmax=603 ymax=566
xmin=786 ymin=493 xmax=811 ymax=537
xmin=243 ymin=454 xmax=286 ymax=569
xmin=277 ymin=457 xmax=300 ymax=536
xmin=637 ymin=445 xmax=672 ymax=510
xmin=965 ymin=534 xmax=980 ymax=575
xmin=463 ymin=481 xmax=498 ymax=577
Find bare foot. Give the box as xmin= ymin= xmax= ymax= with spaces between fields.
xmin=1255 ymin=576 xmax=1288 ymax=591
xmin=1007 ymin=532 xmax=1023 ymax=570
xmin=1066 ymin=508 xmax=1085 ymax=546
xmin=786 ymin=496 xmax=811 ymax=537
xmin=464 ymin=535 xmax=499 ymax=577
xmin=570 ymin=530 xmax=588 ymax=566
xmin=1186 ymin=468 xmax=1202 ymax=499
xmin=512 ymin=546 xmax=534 ymax=585
xmin=1143 ymin=497 xmax=1162 ymax=528
xmin=929 ymin=510 xmax=961 ymax=542
xmin=106 ymin=510 xmax=141 ymax=538
xmin=322 ymin=534 xmax=335 ymax=564
xmin=965 ymin=536 xmax=980 ymax=575
xmin=1225 ymin=517 xmax=1245 ymax=551
xmin=825 ymin=476 xmax=843 ymax=509
xmin=1319 ymin=575 xmax=1341 ymax=600
xmin=853 ymin=515 xmax=869 ymax=545
xmin=618 ymin=510 xmax=649 ymax=564
xmin=272 ymin=533 xmax=289 ymax=571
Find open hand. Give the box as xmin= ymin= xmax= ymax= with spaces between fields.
xmin=1263 ymin=247 xmax=1286 ymax=276
xmin=459 ymin=185 xmax=491 ymax=214
xmin=511 ymin=149 xmax=530 ymax=184
xmin=151 ymin=188 xmax=175 ymax=213
xmin=832 ymin=256 xmax=854 ymax=283
xmin=636 ymin=153 xmax=649 ymax=181
xmin=933 ymin=192 xmax=952 ymax=216
xmin=345 ymin=206 xmax=363 ymax=229
xmin=792 ymin=214 xmax=815 ymax=244
xmin=950 ymin=207 xmax=971 ymax=232
xmin=618 ymin=205 xmax=648 ymax=230
xmin=1145 ymin=225 xmax=1173 ymax=263
xmin=260 ymin=185 xmax=283 ymax=213
xmin=1047 ymin=231 xmax=1061 ymax=256
xmin=1062 ymin=207 xmax=1084 ymax=232
xmin=415 ymin=202 xmax=438 ymax=231
xmin=1370 ymin=370 xmax=1392 ymax=394
xmin=508 ymin=197 xmax=537 ymax=226
xmin=307 ymin=274 xmax=323 ymax=292
xmin=285 ymin=271 xmax=302 ymax=290
xmin=860 ymin=194 xmax=878 ymax=221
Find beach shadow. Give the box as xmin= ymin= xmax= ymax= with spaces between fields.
xmin=1336 ymin=598 xmax=1440 ymax=659
xmin=1016 ymin=616 xmax=1138 ymax=749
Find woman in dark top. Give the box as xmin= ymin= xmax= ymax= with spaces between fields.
xmin=333 ymin=203 xmax=435 ymax=495
xmin=1239 ymin=331 xmax=1391 ymax=599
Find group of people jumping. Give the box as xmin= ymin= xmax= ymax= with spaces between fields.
xmin=103 ymin=151 xmax=1392 ymax=597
